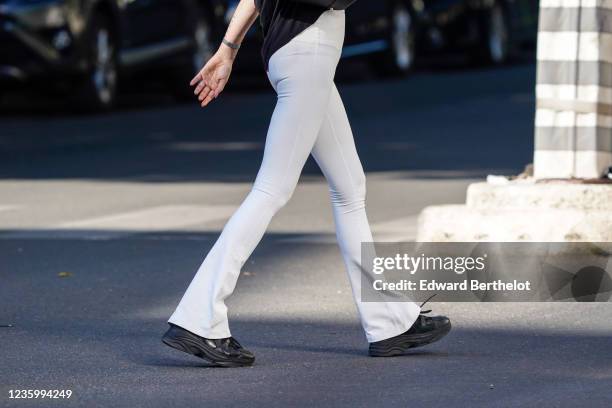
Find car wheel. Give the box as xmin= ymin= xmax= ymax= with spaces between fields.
xmin=75 ymin=14 xmax=118 ymax=111
xmin=174 ymin=12 xmax=214 ymax=99
xmin=476 ymin=2 xmax=510 ymax=64
xmin=374 ymin=3 xmax=416 ymax=76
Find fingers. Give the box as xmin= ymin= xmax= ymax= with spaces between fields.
xmin=191 ymin=72 xmax=213 ymax=91
xmin=202 ymin=81 xmax=218 ymax=106
xmin=201 ymin=92 xmax=215 ymax=107
xmin=214 ymin=78 xmax=228 ymax=98
xmin=201 ymin=77 xmax=226 ymax=106
xmin=192 ymin=69 xmax=218 ymax=93
xmin=193 ymin=80 xmax=207 ymax=96
xmin=190 ymin=65 xmax=230 ymax=107
xmin=190 ymin=78 xmax=214 ymax=107
xmin=189 ymin=71 xmax=203 ymax=86
xmin=197 ymin=85 xmax=212 ymax=103
xmin=190 ymin=67 xmax=214 ymax=88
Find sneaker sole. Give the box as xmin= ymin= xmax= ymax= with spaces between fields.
xmin=162 ymin=333 xmax=254 ymax=368
xmin=368 ymin=322 xmax=452 ymax=357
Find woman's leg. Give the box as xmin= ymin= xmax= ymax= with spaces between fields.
xmin=168 ymin=38 xmax=342 ymax=339
xmin=310 ymin=84 xmax=421 ymax=343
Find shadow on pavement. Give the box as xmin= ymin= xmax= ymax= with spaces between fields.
xmin=1 ymin=227 xmax=610 ymax=406
xmin=0 ymin=64 xmax=535 ymax=182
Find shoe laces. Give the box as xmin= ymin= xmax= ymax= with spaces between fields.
xmin=227 ymin=337 xmax=243 ymax=350
xmin=419 ymin=293 xmax=437 ymax=314
xmin=207 ymin=338 xmax=242 ymax=356
xmin=415 ymin=293 xmax=437 ymax=326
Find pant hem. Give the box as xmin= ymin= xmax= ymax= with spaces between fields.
xmin=167 ymin=314 xmax=231 ymax=340
xmin=365 ymin=309 xmax=420 ymax=343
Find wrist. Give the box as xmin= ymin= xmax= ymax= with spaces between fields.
xmin=219 ymin=38 xmax=240 ymax=59
xmin=217 ymin=44 xmax=238 ymax=61
xmin=222 ymin=38 xmax=241 ymax=51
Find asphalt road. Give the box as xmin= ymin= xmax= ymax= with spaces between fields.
xmin=1 ymin=62 xmax=611 ymax=407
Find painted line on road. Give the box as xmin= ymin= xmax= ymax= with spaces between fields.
xmin=0 ymin=209 xmax=419 ymax=243
xmin=0 ymin=230 xmax=221 ymax=241
xmin=59 ymin=205 xmax=235 ymax=231
xmin=0 ymin=205 xmax=235 ymax=240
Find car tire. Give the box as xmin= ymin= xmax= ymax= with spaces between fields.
xmin=473 ymin=2 xmax=510 ymax=65
xmin=174 ymin=10 xmax=215 ymax=100
xmin=74 ymin=14 xmax=118 ymax=111
xmin=374 ymin=2 xmax=416 ymax=76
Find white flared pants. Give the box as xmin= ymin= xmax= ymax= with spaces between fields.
xmin=169 ymin=10 xmax=420 ymax=342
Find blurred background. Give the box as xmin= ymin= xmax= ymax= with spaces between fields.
xmin=0 ymin=0 xmax=538 ymax=107
xmin=0 ymin=0 xmax=540 ymax=173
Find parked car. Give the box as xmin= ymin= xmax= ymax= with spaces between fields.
xmin=0 ymin=0 xmax=538 ymax=110
xmin=229 ymin=0 xmax=539 ymax=76
xmin=343 ymin=0 xmax=539 ymax=75
xmin=0 ymin=0 xmax=230 ymax=110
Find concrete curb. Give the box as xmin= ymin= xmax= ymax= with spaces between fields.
xmin=417 ymin=181 xmax=612 ymax=242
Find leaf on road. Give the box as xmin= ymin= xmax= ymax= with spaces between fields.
xmin=58 ymin=271 xmax=73 ymax=278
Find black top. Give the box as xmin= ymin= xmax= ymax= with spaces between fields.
xmin=254 ymin=0 xmax=326 ymax=70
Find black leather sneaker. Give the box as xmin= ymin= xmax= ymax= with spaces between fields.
xmin=369 ymin=297 xmax=451 ymax=357
xmin=162 ymin=324 xmax=255 ymax=367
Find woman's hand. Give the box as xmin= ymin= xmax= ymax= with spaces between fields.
xmin=189 ymin=0 xmax=258 ymax=107
xmin=190 ymin=48 xmax=234 ymax=107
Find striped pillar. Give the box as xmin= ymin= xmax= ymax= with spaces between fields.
xmin=534 ymin=0 xmax=612 ymax=179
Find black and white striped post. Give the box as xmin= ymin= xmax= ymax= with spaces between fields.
xmin=416 ymin=1 xmax=612 ymax=242
xmin=534 ymin=0 xmax=612 ymax=179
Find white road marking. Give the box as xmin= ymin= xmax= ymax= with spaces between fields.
xmin=0 ymin=205 xmax=235 ymax=240
xmin=59 ymin=205 xmax=235 ymax=231
xmin=0 ymin=206 xmax=419 ymax=243
xmin=0 ymin=205 xmax=20 ymax=213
